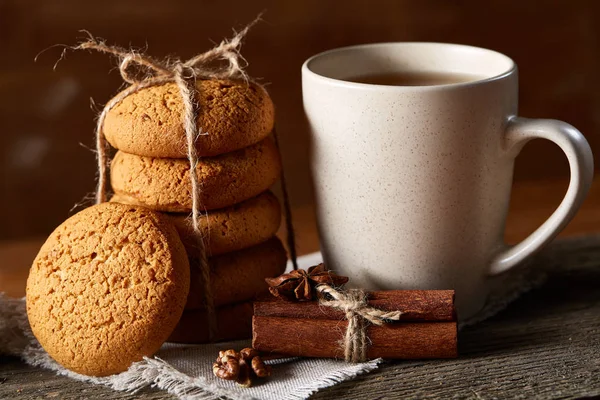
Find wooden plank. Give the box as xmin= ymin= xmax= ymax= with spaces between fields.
xmin=0 ymin=238 xmax=44 ymax=297
xmin=1 ymin=235 xmax=599 ymax=399
xmin=276 ymin=176 xmax=600 ymax=257
xmin=0 ymin=358 xmax=172 ymax=399
xmin=311 ymin=236 xmax=600 ymax=399
xmin=3 ymin=177 xmax=600 ymax=298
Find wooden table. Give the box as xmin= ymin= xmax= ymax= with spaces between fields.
xmin=1 ymin=177 xmax=600 ymax=399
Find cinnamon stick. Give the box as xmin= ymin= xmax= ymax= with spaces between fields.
xmin=252 ymin=316 xmax=457 ymax=359
xmin=254 ymin=290 xmax=455 ymax=322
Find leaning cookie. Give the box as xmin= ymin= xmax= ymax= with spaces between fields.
xmin=103 ymin=79 xmax=275 ymax=158
xmin=168 ymin=301 xmax=254 ymax=344
xmin=26 ymin=203 xmax=190 ymax=377
xmin=110 ymin=138 xmax=281 ymax=212
xmin=187 ymin=236 xmax=287 ymax=309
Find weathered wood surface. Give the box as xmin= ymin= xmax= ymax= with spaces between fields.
xmin=1 ymin=235 xmax=600 ymax=399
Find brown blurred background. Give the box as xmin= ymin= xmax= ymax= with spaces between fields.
xmin=1 ymin=0 xmax=599 ymax=240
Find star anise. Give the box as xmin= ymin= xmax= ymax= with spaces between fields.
xmin=212 ymin=348 xmax=271 ymax=387
xmin=264 ymin=263 xmax=349 ymax=301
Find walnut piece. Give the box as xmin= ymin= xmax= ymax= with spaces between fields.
xmin=212 ymin=350 xmax=240 ymax=380
xmin=212 ymin=347 xmax=271 ymax=387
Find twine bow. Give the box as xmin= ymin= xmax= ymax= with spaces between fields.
xmin=64 ymin=15 xmax=298 ymax=339
xmin=78 ymin=19 xmax=259 ymax=206
xmin=316 ymin=285 xmax=402 ymax=362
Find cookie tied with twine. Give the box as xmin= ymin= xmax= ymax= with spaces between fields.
xmin=55 ymin=16 xmax=298 ymax=340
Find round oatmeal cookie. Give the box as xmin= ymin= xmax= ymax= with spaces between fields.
xmin=168 ymin=301 xmax=254 ymax=344
xmin=165 ymin=191 xmax=281 ymax=257
xmin=110 ymin=138 xmax=281 ymax=212
xmin=26 ymin=203 xmax=190 ymax=377
xmin=103 ymin=79 xmax=275 ymax=158
xmin=187 ymin=236 xmax=287 ymax=310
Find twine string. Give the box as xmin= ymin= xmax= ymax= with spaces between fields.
xmin=272 ymin=127 xmax=298 ymax=270
xmin=316 ymin=285 xmax=402 ymax=362
xmin=172 ymin=61 xmax=216 ymax=338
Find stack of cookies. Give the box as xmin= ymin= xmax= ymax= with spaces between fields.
xmin=104 ymin=79 xmax=287 ymax=343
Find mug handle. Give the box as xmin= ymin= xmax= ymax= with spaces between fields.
xmin=489 ymin=116 xmax=594 ymax=275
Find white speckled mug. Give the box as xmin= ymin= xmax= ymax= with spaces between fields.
xmin=302 ymin=43 xmax=594 ymax=319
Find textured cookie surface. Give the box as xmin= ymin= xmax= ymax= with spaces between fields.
xmin=166 ymin=191 xmax=281 ymax=257
xmin=168 ymin=301 xmax=254 ymax=344
xmin=103 ymin=79 xmax=275 ymax=158
xmin=110 ymin=138 xmax=281 ymax=212
xmin=26 ymin=203 xmax=190 ymax=377
xmin=187 ymin=236 xmax=287 ymax=309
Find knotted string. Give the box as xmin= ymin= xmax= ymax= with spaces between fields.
xmin=316 ymin=285 xmax=402 ymax=362
xmin=68 ymin=16 xmax=298 ymax=340
xmin=272 ymin=127 xmax=298 ymax=270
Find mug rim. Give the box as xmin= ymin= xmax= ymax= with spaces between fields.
xmin=302 ymin=42 xmax=517 ymax=90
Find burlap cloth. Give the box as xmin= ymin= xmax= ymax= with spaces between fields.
xmin=3 ymin=235 xmax=595 ymax=400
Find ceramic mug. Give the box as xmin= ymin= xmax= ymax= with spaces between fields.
xmin=302 ymin=43 xmax=594 ymax=319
